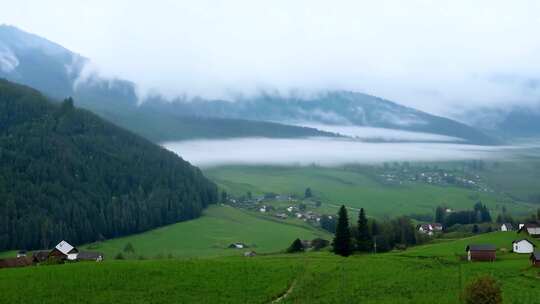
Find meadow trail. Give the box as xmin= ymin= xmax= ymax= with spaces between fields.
xmin=271 ymin=279 xmax=297 ymax=303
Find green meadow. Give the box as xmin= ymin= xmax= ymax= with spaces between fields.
xmin=80 ymin=205 xmax=330 ymax=259
xmin=205 ymin=165 xmax=537 ymax=218
xmin=1 ymin=232 xmax=539 ymax=303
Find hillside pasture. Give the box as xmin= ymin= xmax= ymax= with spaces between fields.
xmin=205 ymin=165 xmax=536 ymax=218
xmin=80 ymin=205 xmax=330 ymax=259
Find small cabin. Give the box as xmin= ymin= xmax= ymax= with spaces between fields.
xmin=500 ymin=223 xmax=514 ymax=232
xmin=228 ymin=243 xmax=247 ymax=249
xmin=0 ymin=257 xmax=33 ymax=269
xmin=466 ymin=244 xmax=496 ymax=261
xmin=49 ymin=240 xmax=79 ymax=261
xmin=244 ymin=251 xmax=256 ymax=257
xmin=518 ymin=224 xmax=540 ymax=238
xmin=512 ymin=239 xmax=535 ymax=254
xmin=531 ymin=251 xmax=540 ymax=267
xmin=77 ymin=251 xmax=104 ymax=262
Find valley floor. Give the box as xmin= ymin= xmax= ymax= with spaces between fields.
xmin=1 ymin=232 xmax=539 ymax=304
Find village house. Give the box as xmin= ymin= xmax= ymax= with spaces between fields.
xmin=49 ymin=240 xmax=79 ymax=261
xmin=512 ymin=239 xmax=536 ymax=254
xmin=228 ymin=242 xmax=248 ymax=249
xmin=518 ymin=223 xmax=540 ymax=238
xmin=418 ymin=223 xmax=443 ymax=236
xmin=531 ymin=251 xmax=540 ymax=267
xmin=244 ymin=251 xmax=256 ymax=257
xmin=500 ymin=223 xmax=514 ymax=232
xmin=275 ymin=213 xmax=288 ymax=219
xmin=466 ymin=244 xmax=496 ymax=261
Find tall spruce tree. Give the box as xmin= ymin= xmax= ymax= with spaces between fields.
xmin=357 ymin=208 xmax=372 ymax=252
xmin=435 ymin=206 xmax=445 ymax=224
xmin=333 ymin=205 xmax=352 ymax=257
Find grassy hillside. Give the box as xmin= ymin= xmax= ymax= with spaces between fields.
xmin=80 ymin=205 xmax=330 ymax=258
xmin=1 ymin=232 xmax=539 ymax=303
xmin=205 ymin=165 xmax=537 ymax=218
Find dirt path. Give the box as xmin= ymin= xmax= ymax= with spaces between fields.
xmin=271 ymin=279 xmax=297 ymax=303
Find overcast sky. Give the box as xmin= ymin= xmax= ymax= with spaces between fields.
xmin=1 ymin=0 xmax=540 ymax=115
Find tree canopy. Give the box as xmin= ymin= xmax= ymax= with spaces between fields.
xmin=0 ymin=79 xmax=218 ymax=251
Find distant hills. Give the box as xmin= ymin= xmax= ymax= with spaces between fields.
xmin=0 ymin=24 xmax=500 ymax=145
xmin=458 ymin=106 xmax=540 ymax=141
xmin=0 ymin=79 xmax=217 ymax=251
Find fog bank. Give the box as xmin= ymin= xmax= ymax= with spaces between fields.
xmin=163 ymin=137 xmax=516 ymax=167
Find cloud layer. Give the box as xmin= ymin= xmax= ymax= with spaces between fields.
xmin=163 ymin=137 xmax=517 ymax=167
xmin=2 ymin=1 xmax=540 ymax=115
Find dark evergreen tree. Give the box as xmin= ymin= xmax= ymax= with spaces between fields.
xmin=371 ymin=220 xmax=379 ymax=236
xmin=304 ymin=187 xmax=312 ymax=198
xmin=286 ymin=238 xmax=305 ymax=253
xmin=435 ymin=206 xmax=446 ymax=224
xmin=333 ymin=205 xmax=352 ymax=257
xmin=221 ymin=191 xmax=228 ymax=203
xmin=472 ymin=224 xmax=479 ymax=233
xmin=356 ymin=208 xmax=372 ymax=252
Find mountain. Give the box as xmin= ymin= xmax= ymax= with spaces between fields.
xmin=0 ymin=79 xmax=218 ymax=251
xmin=149 ymin=91 xmax=499 ymax=145
xmin=0 ymin=25 xmax=334 ymax=142
xmin=0 ymin=25 xmax=497 ymax=145
xmin=457 ymin=105 xmax=540 ymax=140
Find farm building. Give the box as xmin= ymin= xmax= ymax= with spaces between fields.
xmin=32 ymin=251 xmax=50 ymax=263
xmin=244 ymin=251 xmax=257 ymax=257
xmin=466 ymin=244 xmax=496 ymax=261
xmin=518 ymin=223 xmax=540 ymax=238
xmin=500 ymin=223 xmax=514 ymax=231
xmin=0 ymin=256 xmax=33 ymax=269
xmin=77 ymin=251 xmax=104 ymax=262
xmin=531 ymin=251 xmax=540 ymax=267
xmin=16 ymin=250 xmax=27 ymax=258
xmin=228 ymin=243 xmax=248 ymax=249
xmin=418 ymin=223 xmax=443 ymax=235
xmin=512 ymin=239 xmax=535 ymax=254
xmin=49 ymin=240 xmax=79 ymax=261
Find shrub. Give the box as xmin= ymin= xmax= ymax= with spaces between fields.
xmin=463 ymin=275 xmax=502 ymax=304
xmin=114 ymin=253 xmax=125 ymax=260
xmin=286 ymin=238 xmax=304 ymax=253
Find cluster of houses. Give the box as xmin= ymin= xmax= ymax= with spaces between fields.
xmin=0 ymin=240 xmax=103 ymax=269
xmin=417 ymin=223 xmax=443 ymax=236
xmin=465 ymin=222 xmax=540 ymax=266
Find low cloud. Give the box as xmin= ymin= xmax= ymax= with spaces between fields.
xmin=298 ymin=125 xmax=463 ymax=142
xmin=163 ymin=137 xmax=518 ymax=167
xmin=2 ymin=1 xmax=540 ymax=116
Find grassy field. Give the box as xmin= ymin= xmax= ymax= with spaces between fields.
xmin=79 ymin=205 xmax=330 ymax=259
xmin=205 ymin=165 xmax=537 ymax=218
xmin=1 ymin=232 xmax=539 ymax=303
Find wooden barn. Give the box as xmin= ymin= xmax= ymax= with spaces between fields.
xmin=77 ymin=251 xmax=104 ymax=262
xmin=466 ymin=244 xmax=496 ymax=261
xmin=49 ymin=240 xmax=79 ymax=261
xmin=531 ymin=251 xmax=540 ymax=267
xmin=0 ymin=256 xmax=33 ymax=269
xmin=518 ymin=223 xmax=540 ymax=238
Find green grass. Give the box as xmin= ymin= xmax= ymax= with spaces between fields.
xmin=2 ymin=232 xmax=539 ymax=303
xmin=81 ymin=205 xmax=330 ymax=259
xmin=205 ymin=165 xmax=537 ymax=218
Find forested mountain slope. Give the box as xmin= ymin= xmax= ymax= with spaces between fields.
xmin=0 ymin=79 xmax=218 ymax=251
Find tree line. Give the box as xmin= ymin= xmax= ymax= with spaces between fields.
xmin=0 ymin=80 xmax=218 ymax=251
xmin=332 ymin=206 xmax=420 ymax=256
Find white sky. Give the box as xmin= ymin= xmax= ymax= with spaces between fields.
xmin=1 ymin=0 xmax=540 ymax=115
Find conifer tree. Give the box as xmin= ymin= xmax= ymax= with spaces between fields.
xmin=357 ymin=208 xmax=372 ymax=252
xmin=333 ymin=205 xmax=352 ymax=257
